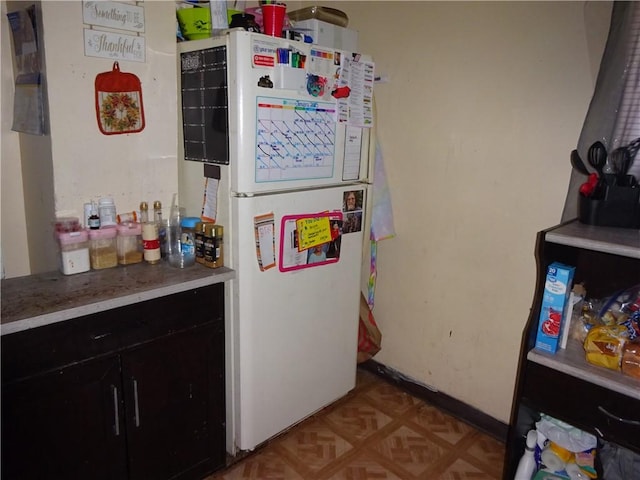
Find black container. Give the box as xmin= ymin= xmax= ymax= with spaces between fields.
xmin=578 ymin=183 xmax=640 ymax=229
xmin=229 ymin=13 xmax=260 ymax=33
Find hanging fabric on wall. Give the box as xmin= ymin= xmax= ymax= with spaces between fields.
xmin=95 ymin=61 xmax=145 ymax=135
xmin=366 ymin=139 xmax=396 ymax=308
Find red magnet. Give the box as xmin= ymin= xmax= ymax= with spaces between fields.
xmin=331 ymin=86 xmax=351 ymax=99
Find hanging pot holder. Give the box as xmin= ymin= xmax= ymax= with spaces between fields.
xmin=95 ymin=61 xmax=145 ymax=135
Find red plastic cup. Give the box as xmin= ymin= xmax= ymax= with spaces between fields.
xmin=262 ymin=4 xmax=286 ymax=37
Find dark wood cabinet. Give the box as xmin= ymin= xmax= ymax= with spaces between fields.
xmin=503 ymin=222 xmax=640 ymax=479
xmin=1 ymin=283 xmax=226 ymax=480
xmin=1 ymin=356 xmax=127 ymax=479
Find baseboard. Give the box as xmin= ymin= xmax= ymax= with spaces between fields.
xmin=358 ymin=359 xmax=508 ymax=444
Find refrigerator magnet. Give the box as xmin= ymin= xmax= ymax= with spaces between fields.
xmin=279 ymin=212 xmax=342 ymax=272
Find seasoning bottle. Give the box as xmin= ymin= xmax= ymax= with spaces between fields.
xmin=214 ymin=225 xmax=224 ymax=267
xmin=142 ymin=221 xmax=161 ymax=264
xmin=195 ymin=221 xmax=208 ymax=265
xmin=139 ymin=201 xmax=149 ymax=224
xmin=203 ymin=223 xmax=217 ymax=268
xmin=153 ymin=200 xmax=162 ymax=224
xmin=153 ymin=200 xmax=166 ymax=258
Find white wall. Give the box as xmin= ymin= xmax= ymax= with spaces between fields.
xmin=1 ymin=1 xmax=179 ymax=275
xmin=335 ymin=1 xmax=611 ymax=423
xmin=1 ymin=0 xmax=612 ymax=425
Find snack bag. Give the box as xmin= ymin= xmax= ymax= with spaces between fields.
xmin=584 ymin=325 xmax=628 ymax=370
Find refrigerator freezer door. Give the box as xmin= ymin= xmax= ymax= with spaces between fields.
xmin=230 ymin=184 xmax=367 ymax=451
xmin=227 ymin=31 xmax=371 ymax=194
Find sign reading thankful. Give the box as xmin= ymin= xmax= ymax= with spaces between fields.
xmin=84 ymin=28 xmax=145 ymax=63
xmin=82 ymin=1 xmax=145 ymax=33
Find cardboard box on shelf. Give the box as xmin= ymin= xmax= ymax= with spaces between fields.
xmin=535 ymin=262 xmax=576 ymax=354
xmin=290 ymin=19 xmax=357 ymax=51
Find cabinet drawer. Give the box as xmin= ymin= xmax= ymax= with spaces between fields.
xmin=2 ymin=283 xmax=224 ymax=384
xmin=523 ymin=361 xmax=640 ymax=453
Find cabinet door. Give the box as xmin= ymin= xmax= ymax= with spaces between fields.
xmin=1 ymin=357 xmax=127 ymax=480
xmin=122 ymin=322 xmax=225 ymax=480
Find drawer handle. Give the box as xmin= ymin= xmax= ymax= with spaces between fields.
xmin=111 ymin=385 xmax=120 ymax=436
xmin=91 ymin=332 xmax=111 ymax=340
xmin=133 ymin=378 xmax=140 ymax=428
xmin=598 ymin=406 xmax=640 ymax=426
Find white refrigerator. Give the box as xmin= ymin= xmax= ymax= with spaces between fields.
xmin=177 ymin=30 xmax=374 ymax=453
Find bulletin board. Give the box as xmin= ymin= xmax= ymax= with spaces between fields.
xmin=279 ymin=212 xmax=342 ymax=272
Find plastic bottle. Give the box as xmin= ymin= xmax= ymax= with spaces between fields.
xmin=514 ymin=429 xmax=538 ymax=480
xmin=98 ymin=197 xmax=117 ymax=227
xmin=179 ymin=217 xmax=199 ymax=267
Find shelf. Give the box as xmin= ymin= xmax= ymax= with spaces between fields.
xmin=528 ymin=340 xmax=640 ymax=400
xmin=546 ymin=221 xmax=640 ymax=259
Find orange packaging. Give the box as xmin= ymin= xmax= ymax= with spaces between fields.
xmin=621 ymin=339 xmax=640 ymax=379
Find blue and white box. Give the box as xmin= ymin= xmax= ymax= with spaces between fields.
xmin=535 ymin=262 xmax=576 ymax=354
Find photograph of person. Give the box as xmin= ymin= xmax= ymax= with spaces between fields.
xmin=342 ymin=212 xmax=362 ymax=234
xmin=343 ymin=190 xmax=363 ymax=212
xmin=307 ymin=243 xmax=328 ymax=264
xmin=326 ymin=220 xmax=342 ymax=259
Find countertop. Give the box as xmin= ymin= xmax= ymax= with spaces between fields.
xmin=1 ymin=262 xmax=235 ymax=335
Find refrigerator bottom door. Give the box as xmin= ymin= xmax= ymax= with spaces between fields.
xmin=231 ymin=185 xmax=367 ymax=451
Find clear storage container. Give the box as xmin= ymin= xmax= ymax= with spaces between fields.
xmin=57 ymin=230 xmax=90 ymax=275
xmin=116 ymin=223 xmax=143 ymax=265
xmin=89 ymin=227 xmax=118 ymax=269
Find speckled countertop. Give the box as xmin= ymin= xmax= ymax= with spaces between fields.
xmin=1 ymin=262 xmax=235 ymax=336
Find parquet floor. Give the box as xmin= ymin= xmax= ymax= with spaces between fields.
xmin=206 ymin=367 xmax=505 ymax=480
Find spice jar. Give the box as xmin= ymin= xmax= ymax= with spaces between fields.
xmin=214 ymin=225 xmax=224 ymax=267
xmin=203 ymin=223 xmax=216 ymax=268
xmin=195 ymin=221 xmax=213 ymax=265
xmin=116 ymin=222 xmax=143 ymax=265
xmin=57 ymin=230 xmax=90 ymax=275
xmin=204 ymin=223 xmax=224 ymax=268
xmin=89 ymin=227 xmax=118 ymax=269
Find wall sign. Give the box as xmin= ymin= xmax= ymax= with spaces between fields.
xmin=84 ymin=28 xmax=145 ymax=63
xmin=82 ymin=1 xmax=145 ymax=33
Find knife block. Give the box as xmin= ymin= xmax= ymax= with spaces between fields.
xmin=578 ymin=183 xmax=640 ymax=229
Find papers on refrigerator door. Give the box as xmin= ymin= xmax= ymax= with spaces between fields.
xmin=254 ymin=213 xmax=276 ymax=271
xmin=342 ymin=126 xmax=363 ymax=181
xmin=279 ymin=212 xmax=342 ymax=272
xmin=202 ymin=178 xmax=219 ymax=222
xmin=336 ymin=55 xmax=374 ymax=128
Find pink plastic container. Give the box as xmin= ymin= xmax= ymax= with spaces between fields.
xmin=57 ymin=230 xmax=90 ymax=275
xmin=89 ymin=227 xmax=118 ymax=269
